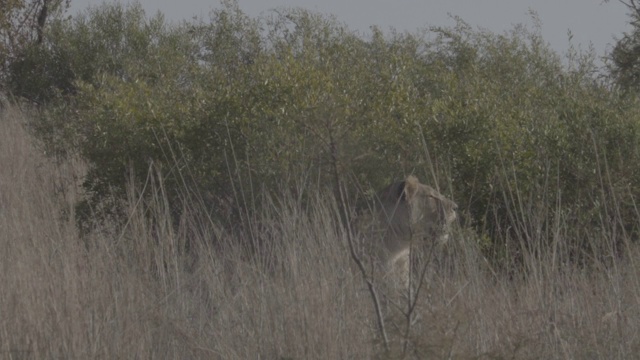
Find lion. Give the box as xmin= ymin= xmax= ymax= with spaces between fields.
xmin=355 ymin=175 xmax=458 ymax=292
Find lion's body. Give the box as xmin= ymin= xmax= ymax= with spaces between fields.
xmin=357 ymin=176 xmax=457 ymax=290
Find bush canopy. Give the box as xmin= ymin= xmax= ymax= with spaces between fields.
xmin=5 ymin=0 xmax=640 ymax=262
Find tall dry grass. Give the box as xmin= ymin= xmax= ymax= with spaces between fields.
xmin=1 ymin=103 xmax=640 ymax=358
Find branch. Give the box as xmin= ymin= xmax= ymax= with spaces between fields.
xmin=620 ymin=0 xmax=640 ymax=18
xmin=36 ymin=0 xmax=50 ymax=44
xmin=339 ymin=184 xmax=390 ymax=352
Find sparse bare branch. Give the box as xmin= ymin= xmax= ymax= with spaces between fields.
xmin=339 ymin=183 xmax=390 ymax=352
xmin=621 ymin=0 xmax=640 ymax=14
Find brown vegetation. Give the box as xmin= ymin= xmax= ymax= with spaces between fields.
xmin=2 ymin=103 xmax=640 ymax=358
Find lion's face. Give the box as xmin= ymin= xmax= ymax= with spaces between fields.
xmin=372 ymin=175 xmax=457 ymax=255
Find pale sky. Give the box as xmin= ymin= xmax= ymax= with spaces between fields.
xmin=69 ymin=0 xmax=631 ymax=60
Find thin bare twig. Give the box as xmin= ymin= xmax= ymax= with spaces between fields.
xmin=339 ymin=184 xmax=390 ymax=352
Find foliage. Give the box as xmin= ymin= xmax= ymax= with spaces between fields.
xmin=12 ymin=0 xmax=640 ymax=263
xmin=0 ymin=0 xmax=70 ymax=89
xmin=608 ymin=0 xmax=640 ymax=92
xmin=422 ymin=22 xmax=640 ymax=262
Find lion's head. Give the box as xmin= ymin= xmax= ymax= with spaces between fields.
xmin=376 ymin=175 xmax=457 ymax=245
xmin=358 ymin=175 xmax=457 ymax=288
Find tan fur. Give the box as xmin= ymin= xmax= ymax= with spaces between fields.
xmin=357 ymin=176 xmax=457 ymax=290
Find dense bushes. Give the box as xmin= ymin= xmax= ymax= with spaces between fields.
xmin=6 ymin=1 xmax=640 ymax=263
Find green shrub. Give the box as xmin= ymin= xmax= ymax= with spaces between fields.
xmin=20 ymin=1 xmax=640 ymax=265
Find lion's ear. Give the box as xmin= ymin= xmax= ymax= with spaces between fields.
xmin=404 ymin=176 xmax=420 ymax=201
